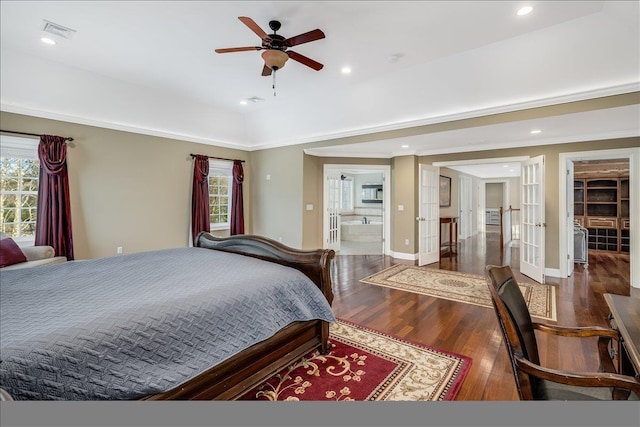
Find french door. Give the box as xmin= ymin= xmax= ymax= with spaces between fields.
xmin=417 ymin=164 xmax=440 ymax=266
xmin=325 ymin=172 xmax=341 ymax=251
xmin=520 ymin=155 xmax=546 ymax=283
xmin=459 ymin=175 xmax=473 ymax=239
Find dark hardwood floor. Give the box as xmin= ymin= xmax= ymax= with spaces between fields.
xmin=329 ymin=232 xmax=633 ymax=400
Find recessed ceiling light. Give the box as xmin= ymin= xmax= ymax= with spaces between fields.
xmin=503 ymin=165 xmax=509 ymax=167
xmin=517 ymin=6 xmax=533 ymax=16
xmin=341 ymin=66 xmax=351 ymax=75
xmin=509 ymin=169 xmax=516 ymax=173
xmin=240 ymin=100 xmax=248 ymax=105
xmin=530 ymin=129 xmax=542 ymax=134
xmin=40 ymin=37 xmax=56 ymax=45
xmin=401 ymin=144 xmax=409 ymax=148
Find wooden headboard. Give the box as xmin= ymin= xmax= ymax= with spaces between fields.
xmin=195 ymin=232 xmax=335 ymax=306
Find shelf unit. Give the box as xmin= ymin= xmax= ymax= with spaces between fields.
xmin=574 ymin=180 xmax=585 ymax=226
xmin=621 ymin=178 xmax=630 ymax=254
xmin=574 ymin=176 xmax=629 ymax=254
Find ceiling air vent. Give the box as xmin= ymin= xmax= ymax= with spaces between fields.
xmin=41 ymin=20 xmax=76 ymax=39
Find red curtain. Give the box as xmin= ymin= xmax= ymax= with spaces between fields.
xmin=35 ymin=135 xmax=74 ymax=260
xmin=191 ymin=155 xmax=210 ymax=243
xmin=230 ymin=160 xmax=245 ymax=235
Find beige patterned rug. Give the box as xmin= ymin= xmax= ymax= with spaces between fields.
xmin=360 ymin=265 xmax=557 ymax=321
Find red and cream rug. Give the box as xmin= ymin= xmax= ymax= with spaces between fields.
xmin=239 ymin=320 xmax=471 ymax=401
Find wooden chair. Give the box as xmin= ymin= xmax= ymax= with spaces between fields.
xmin=485 ymin=264 xmax=639 ymax=400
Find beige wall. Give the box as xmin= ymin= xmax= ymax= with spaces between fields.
xmin=485 ymin=183 xmax=503 ymax=208
xmin=507 ymin=177 xmax=521 ymax=210
xmin=250 ymin=145 xmax=304 ymax=248
xmin=0 ymin=112 xmax=251 ymax=259
xmin=390 ymin=156 xmax=419 ymax=254
xmin=439 ymin=167 xmax=459 ymax=218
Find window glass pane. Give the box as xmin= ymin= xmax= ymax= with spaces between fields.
xmin=22 ymin=160 xmax=39 ymax=177
xmin=2 ymin=178 xmax=19 ymax=192
xmin=20 ymin=208 xmax=37 ymax=222
xmin=20 ymin=222 xmax=36 ymax=236
xmin=2 ymin=223 xmax=17 ymax=236
xmin=22 ymin=195 xmax=37 ymax=207
xmin=2 ymin=208 xmax=16 ymax=223
xmin=2 ymin=195 xmax=17 ymax=208
xmin=22 ymin=178 xmax=38 ymax=192
xmin=1 ymin=158 xmax=19 ymax=177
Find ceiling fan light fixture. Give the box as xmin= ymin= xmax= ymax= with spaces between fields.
xmin=262 ymin=49 xmax=289 ymax=70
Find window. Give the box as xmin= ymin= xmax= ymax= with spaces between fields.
xmin=208 ymin=160 xmax=232 ymax=230
xmin=340 ymin=177 xmax=354 ymax=212
xmin=0 ymin=136 xmax=40 ymax=241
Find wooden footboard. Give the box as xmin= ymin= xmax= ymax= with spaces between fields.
xmin=146 ymin=233 xmax=336 ymax=400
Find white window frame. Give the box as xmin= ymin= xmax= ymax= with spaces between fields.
xmin=0 ymin=135 xmax=40 ymax=244
xmin=208 ymin=160 xmax=233 ymax=231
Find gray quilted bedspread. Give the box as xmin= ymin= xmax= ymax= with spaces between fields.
xmin=0 ymin=247 xmax=335 ymax=400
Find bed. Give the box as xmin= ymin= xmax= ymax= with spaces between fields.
xmin=0 ymin=232 xmax=336 ymax=400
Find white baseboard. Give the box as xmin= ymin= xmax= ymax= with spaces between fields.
xmin=390 ymin=251 xmax=418 ymax=261
xmin=545 ymin=268 xmax=562 ymax=279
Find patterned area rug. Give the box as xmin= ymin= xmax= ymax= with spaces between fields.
xmin=238 ymin=320 xmax=471 ymax=401
xmin=360 ymin=265 xmax=557 ymax=321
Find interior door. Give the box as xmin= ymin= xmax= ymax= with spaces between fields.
xmin=566 ymin=160 xmax=575 ymax=276
xmin=325 ymin=172 xmax=341 ymax=251
xmin=520 ymin=155 xmax=546 ymax=283
xmin=418 ymin=164 xmax=440 ymax=266
xmin=459 ymin=176 xmax=473 ymax=239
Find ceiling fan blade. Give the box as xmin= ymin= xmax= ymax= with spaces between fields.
xmin=215 ymin=46 xmax=261 ymax=54
xmin=284 ymin=29 xmax=325 ymax=47
xmin=238 ymin=16 xmax=269 ymax=40
xmin=287 ymin=51 xmax=323 ymax=71
xmin=261 ymin=64 xmax=272 ymax=76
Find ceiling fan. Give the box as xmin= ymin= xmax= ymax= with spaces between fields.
xmin=215 ymin=16 xmax=325 ymax=77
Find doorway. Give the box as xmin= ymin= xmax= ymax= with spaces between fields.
xmin=484 ymin=181 xmax=505 ymax=237
xmin=323 ymin=165 xmax=391 ymax=256
xmin=559 ymin=147 xmax=639 ymax=289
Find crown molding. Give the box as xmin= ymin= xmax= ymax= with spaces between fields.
xmin=2 ymin=82 xmax=638 ymax=152
xmin=0 ymin=103 xmax=252 ymax=152
xmin=252 ymin=82 xmax=640 ymax=150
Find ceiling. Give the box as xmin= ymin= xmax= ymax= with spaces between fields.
xmin=1 ymin=1 xmax=639 ymax=171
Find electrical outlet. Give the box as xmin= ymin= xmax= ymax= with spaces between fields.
xmin=404 ymin=239 xmax=410 ymax=246
xmin=278 ymin=236 xmax=282 ymax=242
xmin=117 ymin=246 xmax=123 ymax=254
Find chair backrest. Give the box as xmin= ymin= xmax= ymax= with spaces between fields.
xmin=485 ymin=264 xmax=541 ymax=400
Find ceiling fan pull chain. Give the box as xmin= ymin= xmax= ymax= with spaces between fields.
xmin=272 ymin=70 xmax=277 ymax=96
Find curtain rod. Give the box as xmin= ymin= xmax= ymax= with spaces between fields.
xmin=190 ymin=153 xmax=245 ymax=163
xmin=0 ymin=129 xmax=74 ymax=142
